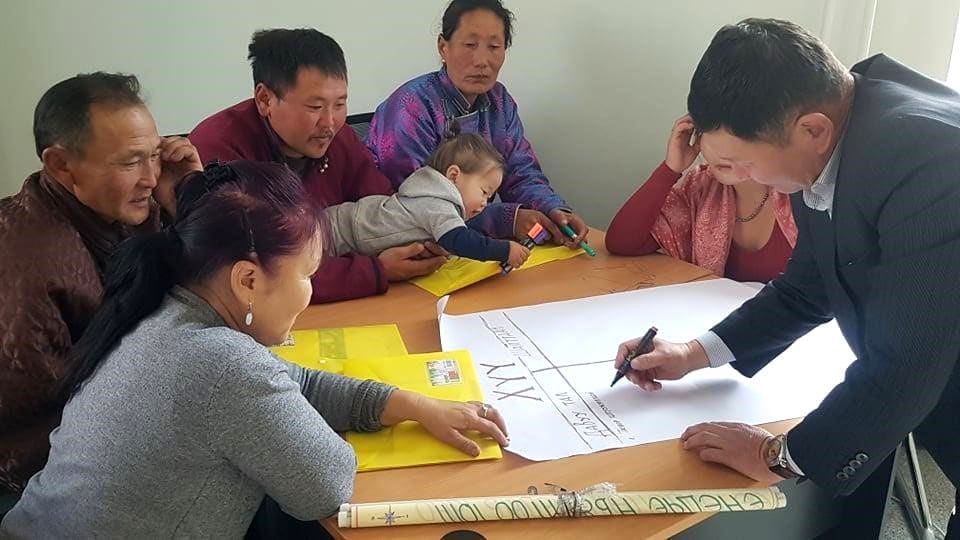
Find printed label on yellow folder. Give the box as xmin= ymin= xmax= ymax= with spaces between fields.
xmin=270 ymin=325 xmax=407 ymax=374
xmin=343 ymin=350 xmax=502 ymax=471
xmin=426 ymin=359 xmax=461 ymax=386
xmin=410 ymin=244 xmax=585 ymax=297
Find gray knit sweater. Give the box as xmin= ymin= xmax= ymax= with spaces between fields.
xmin=1 ymin=287 xmax=394 ymax=539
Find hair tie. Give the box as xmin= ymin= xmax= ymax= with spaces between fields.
xmin=201 ymin=161 xmax=238 ymax=192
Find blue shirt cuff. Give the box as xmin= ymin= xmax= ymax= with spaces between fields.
xmin=694 ymin=331 xmax=736 ymax=368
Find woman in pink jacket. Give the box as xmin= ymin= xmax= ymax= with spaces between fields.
xmin=606 ymin=115 xmax=798 ymax=282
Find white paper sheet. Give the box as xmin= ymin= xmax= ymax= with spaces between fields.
xmin=439 ymin=279 xmax=855 ymax=461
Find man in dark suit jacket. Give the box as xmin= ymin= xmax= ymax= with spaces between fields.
xmin=616 ymin=18 xmax=960 ymax=537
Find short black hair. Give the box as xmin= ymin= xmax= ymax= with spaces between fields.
xmin=687 ymin=18 xmax=848 ymax=142
xmin=441 ymin=0 xmax=515 ymax=48
xmin=33 ymin=72 xmax=144 ymax=158
xmin=248 ymin=28 xmax=347 ymax=97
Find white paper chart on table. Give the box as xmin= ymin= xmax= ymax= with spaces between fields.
xmin=438 ymin=279 xmax=855 ymax=462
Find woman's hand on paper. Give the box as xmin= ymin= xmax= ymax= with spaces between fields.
xmin=614 ymin=338 xmax=709 ymax=391
xmin=681 ymin=422 xmax=784 ymax=484
xmin=419 ymin=397 xmax=510 ymax=457
xmin=382 ymin=390 xmax=510 ymax=457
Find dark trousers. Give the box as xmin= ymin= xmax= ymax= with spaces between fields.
xmin=818 ymin=392 xmax=960 ymax=540
xmin=916 ymin=379 xmax=960 ymax=540
xmin=816 ymin=451 xmax=898 ymax=540
xmin=245 ymin=496 xmax=332 ymax=540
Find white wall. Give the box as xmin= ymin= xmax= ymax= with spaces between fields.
xmin=1 ymin=1 xmax=957 ymax=228
xmin=869 ymin=0 xmax=960 ymax=80
xmin=951 ymin=16 xmax=960 ymax=86
xmin=0 ymin=0 xmax=444 ymax=195
xmin=501 ymin=1 xmax=827 ymax=227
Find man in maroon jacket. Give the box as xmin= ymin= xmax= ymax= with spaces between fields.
xmin=190 ymin=29 xmax=445 ymax=303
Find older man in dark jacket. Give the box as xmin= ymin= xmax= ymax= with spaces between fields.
xmin=0 ymin=72 xmax=201 ymax=494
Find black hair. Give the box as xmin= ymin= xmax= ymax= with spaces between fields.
xmin=687 ymin=18 xmax=848 ymax=142
xmin=248 ymin=28 xmax=347 ymax=97
xmin=33 ymin=72 xmax=144 ymax=158
xmin=440 ymin=0 xmax=515 ymax=48
xmin=58 ymin=161 xmax=323 ymax=401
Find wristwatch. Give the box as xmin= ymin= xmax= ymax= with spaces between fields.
xmin=763 ymin=434 xmax=802 ymax=479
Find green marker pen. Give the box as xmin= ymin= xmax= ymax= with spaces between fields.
xmin=560 ymin=224 xmax=596 ymax=257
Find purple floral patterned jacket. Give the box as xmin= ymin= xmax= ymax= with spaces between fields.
xmin=366 ymin=68 xmax=569 ymax=239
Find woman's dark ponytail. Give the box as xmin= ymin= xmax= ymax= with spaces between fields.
xmin=58 ymin=230 xmax=180 ymax=400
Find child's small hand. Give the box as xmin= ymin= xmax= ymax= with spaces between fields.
xmin=508 ymin=242 xmax=531 ymax=268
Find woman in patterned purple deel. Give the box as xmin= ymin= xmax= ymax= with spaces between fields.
xmin=366 ymin=0 xmax=589 ymax=246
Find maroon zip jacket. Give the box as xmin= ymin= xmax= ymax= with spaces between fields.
xmin=190 ymin=99 xmax=393 ymax=303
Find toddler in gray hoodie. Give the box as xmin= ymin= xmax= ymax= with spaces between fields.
xmin=325 ymin=133 xmax=530 ymax=267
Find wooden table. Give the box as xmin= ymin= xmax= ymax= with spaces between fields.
xmin=298 ymin=231 xmax=800 ymax=539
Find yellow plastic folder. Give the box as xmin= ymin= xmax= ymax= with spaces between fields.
xmin=342 ymin=350 xmax=503 ymax=471
xmin=410 ymin=244 xmax=585 ymax=297
xmin=270 ymin=325 xmax=407 ymax=374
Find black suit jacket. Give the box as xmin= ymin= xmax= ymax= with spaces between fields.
xmin=713 ymin=54 xmax=960 ymax=496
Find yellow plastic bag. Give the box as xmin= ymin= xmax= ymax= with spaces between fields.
xmin=411 ymin=245 xmax=585 ymax=296
xmin=270 ymin=325 xmax=407 ymax=374
xmin=343 ymin=350 xmax=502 ymax=471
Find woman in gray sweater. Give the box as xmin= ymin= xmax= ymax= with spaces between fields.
xmin=1 ymin=161 xmax=508 ymax=539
